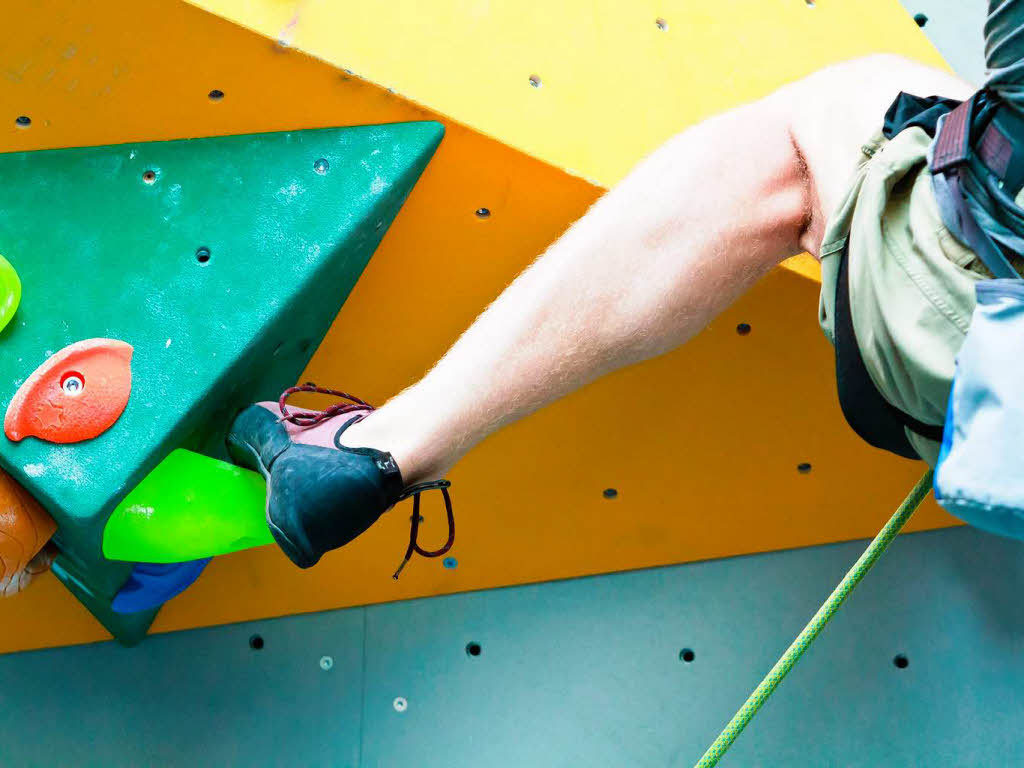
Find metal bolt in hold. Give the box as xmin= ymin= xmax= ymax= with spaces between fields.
xmin=319 ymin=656 xmax=334 ymax=671
xmin=393 ymin=697 xmax=408 ymax=713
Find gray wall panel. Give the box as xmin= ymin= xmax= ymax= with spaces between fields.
xmin=0 ymin=611 xmax=365 ymax=768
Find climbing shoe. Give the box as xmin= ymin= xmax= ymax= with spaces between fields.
xmin=227 ymin=385 xmax=453 ymax=576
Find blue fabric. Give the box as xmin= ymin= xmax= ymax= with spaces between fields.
xmin=111 ymin=558 xmax=212 ymax=614
xmin=986 ymin=0 xmax=1024 ymax=113
xmin=935 ymin=280 xmax=1024 ymax=539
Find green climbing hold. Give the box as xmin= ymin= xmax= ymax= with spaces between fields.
xmin=0 ymin=253 xmax=21 ymax=333
xmin=103 ymin=449 xmax=271 ymax=563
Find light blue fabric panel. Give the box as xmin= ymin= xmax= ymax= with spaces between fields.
xmin=936 ymin=281 xmax=1024 ymax=538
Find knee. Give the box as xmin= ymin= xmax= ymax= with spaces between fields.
xmin=774 ymin=54 xmax=968 ymax=253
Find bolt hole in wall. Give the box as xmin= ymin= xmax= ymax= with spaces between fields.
xmin=603 ymin=488 xmax=618 ymax=499
xmin=313 ymin=158 xmax=330 ymax=175
xmin=529 ymin=74 xmax=542 ymax=88
xmin=893 ymin=654 xmax=909 ymax=669
xmin=196 ymin=246 xmax=211 ymax=264
xmin=465 ymin=642 xmax=482 ymax=657
xmin=60 ymin=371 xmax=85 ymax=396
xmin=914 ymin=13 xmax=928 ymax=27
xmin=443 ymin=557 xmax=458 ymax=569
xmin=208 ymin=89 xmax=225 ymax=101
xmin=142 ymin=170 xmax=157 ymax=184
xmin=15 ymin=116 xmax=31 ymax=128
xmin=679 ymin=648 xmax=696 ymax=663
xmin=797 ymin=462 xmax=812 ymax=474
xmin=736 ymin=322 xmax=752 ymax=336
xmin=249 ymin=634 xmax=264 ymax=650
xmin=475 ymin=207 xmax=491 ymax=219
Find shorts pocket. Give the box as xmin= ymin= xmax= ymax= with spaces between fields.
xmin=936 ymin=225 xmax=983 ymax=271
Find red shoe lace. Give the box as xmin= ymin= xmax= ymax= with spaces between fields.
xmin=278 ymin=384 xmax=455 ymax=579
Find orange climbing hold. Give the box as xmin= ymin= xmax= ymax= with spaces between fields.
xmin=0 ymin=468 xmax=56 ymax=595
xmin=4 ymin=338 xmax=133 ymax=443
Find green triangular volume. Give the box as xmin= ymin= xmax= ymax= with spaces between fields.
xmin=0 ymin=121 xmax=443 ymax=643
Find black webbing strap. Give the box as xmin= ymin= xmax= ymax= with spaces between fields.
xmin=834 ymin=242 xmax=945 ymax=459
xmin=932 ymin=95 xmax=1021 ymax=280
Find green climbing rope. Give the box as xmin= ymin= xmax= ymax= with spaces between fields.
xmin=694 ymin=470 xmax=934 ymax=768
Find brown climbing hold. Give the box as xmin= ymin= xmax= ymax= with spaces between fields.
xmin=0 ymin=468 xmax=56 ymax=596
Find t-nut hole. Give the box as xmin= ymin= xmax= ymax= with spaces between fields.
xmin=60 ymin=372 xmax=85 ymax=397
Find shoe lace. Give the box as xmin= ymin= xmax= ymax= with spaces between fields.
xmin=278 ymin=383 xmax=373 ymax=426
xmin=277 ymin=383 xmax=455 ymax=579
xmin=393 ymin=481 xmax=454 ymax=579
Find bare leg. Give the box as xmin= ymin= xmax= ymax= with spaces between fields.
xmin=326 ymin=56 xmax=972 ymax=484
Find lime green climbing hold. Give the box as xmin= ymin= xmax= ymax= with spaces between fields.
xmin=0 ymin=253 xmax=21 ymax=333
xmin=103 ymin=449 xmax=271 ymax=563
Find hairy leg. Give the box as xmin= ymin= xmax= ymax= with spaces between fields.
xmin=332 ymin=55 xmax=972 ymax=484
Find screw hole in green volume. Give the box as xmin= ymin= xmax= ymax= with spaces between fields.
xmin=693 ymin=471 xmax=933 ymax=768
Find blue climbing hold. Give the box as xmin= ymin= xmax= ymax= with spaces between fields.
xmin=111 ymin=559 xmax=212 ymax=614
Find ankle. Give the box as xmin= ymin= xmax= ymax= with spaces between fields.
xmin=338 ymin=411 xmax=447 ymax=486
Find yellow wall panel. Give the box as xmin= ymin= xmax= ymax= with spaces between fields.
xmin=0 ymin=0 xmax=957 ymax=654
xmin=186 ymin=0 xmax=948 ymax=187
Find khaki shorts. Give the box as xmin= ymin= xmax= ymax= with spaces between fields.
xmin=818 ymin=126 xmax=988 ymax=465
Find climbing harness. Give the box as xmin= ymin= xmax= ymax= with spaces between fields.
xmin=694 ymin=471 xmax=933 ymax=768
xmin=924 ymin=93 xmax=1024 ymax=537
xmin=834 ymin=89 xmax=1024 ymax=538
xmin=833 ymin=239 xmax=943 ymax=459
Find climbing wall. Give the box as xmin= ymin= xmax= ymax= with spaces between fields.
xmin=0 ymin=0 xmax=968 ymax=654
xmin=0 ymin=2 xmax=1013 ymax=767
xmin=896 ymin=0 xmax=987 ymax=84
